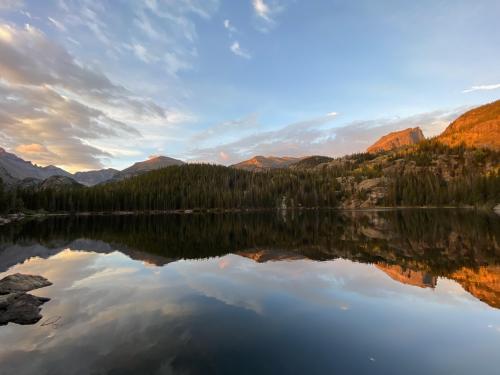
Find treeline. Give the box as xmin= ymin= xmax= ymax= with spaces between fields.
xmin=9 ymin=164 xmax=341 ymax=213
xmin=0 ymin=142 xmax=499 ymax=214
xmin=385 ymin=171 xmax=500 ymax=206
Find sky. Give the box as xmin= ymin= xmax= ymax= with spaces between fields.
xmin=0 ymin=0 xmax=499 ymax=172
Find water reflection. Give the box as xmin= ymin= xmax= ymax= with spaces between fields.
xmin=0 ymin=210 xmax=499 ymax=374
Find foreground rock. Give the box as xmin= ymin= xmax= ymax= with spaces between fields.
xmin=0 ymin=273 xmax=52 ymax=326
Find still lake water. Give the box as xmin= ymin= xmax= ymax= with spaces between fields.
xmin=0 ymin=210 xmax=499 ymax=375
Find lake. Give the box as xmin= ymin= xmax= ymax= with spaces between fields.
xmin=0 ymin=210 xmax=499 ymax=375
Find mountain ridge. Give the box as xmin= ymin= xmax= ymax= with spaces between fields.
xmin=367 ymin=127 xmax=425 ymax=153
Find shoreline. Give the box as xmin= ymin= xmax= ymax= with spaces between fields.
xmin=0 ymin=205 xmax=496 ymax=225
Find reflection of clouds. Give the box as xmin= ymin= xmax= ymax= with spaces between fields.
xmin=0 ymin=248 xmax=499 ymax=374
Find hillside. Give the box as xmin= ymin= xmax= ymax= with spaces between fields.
xmin=367 ymin=127 xmax=425 ymax=153
xmin=111 ymin=156 xmax=185 ymax=181
xmin=0 ymin=148 xmax=71 ymax=182
xmin=231 ymin=156 xmax=302 ymax=171
xmin=74 ymin=169 xmax=119 ymax=186
xmin=437 ymin=100 xmax=500 ymax=150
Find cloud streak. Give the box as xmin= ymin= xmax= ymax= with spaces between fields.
xmin=230 ymin=41 xmax=252 ymax=59
xmin=462 ymin=83 xmax=500 ymax=93
xmin=252 ymin=0 xmax=286 ymax=31
xmin=189 ymin=107 xmax=468 ymax=165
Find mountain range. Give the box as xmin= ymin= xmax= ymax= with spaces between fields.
xmin=0 ymin=153 xmax=184 ymax=188
xmin=1 ymin=100 xmax=499 ymax=188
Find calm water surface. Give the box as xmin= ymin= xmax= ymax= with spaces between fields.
xmin=0 ymin=210 xmax=499 ymax=375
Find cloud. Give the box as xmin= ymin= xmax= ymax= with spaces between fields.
xmin=253 ymin=0 xmax=271 ymax=21
xmin=191 ymin=113 xmax=259 ymax=144
xmin=0 ymin=22 xmax=187 ymax=171
xmin=462 ymin=83 xmax=500 ymax=93
xmin=223 ymin=19 xmax=237 ymax=33
xmin=230 ymin=41 xmax=252 ymax=59
xmin=251 ymin=0 xmax=286 ymax=31
xmin=189 ymin=107 xmax=468 ymax=164
xmin=47 ymin=17 xmax=66 ymax=31
xmin=58 ymin=0 xmax=219 ymax=76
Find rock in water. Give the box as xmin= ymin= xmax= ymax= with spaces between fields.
xmin=0 ymin=293 xmax=50 ymax=325
xmin=0 ymin=273 xmax=52 ymax=294
xmin=0 ymin=273 xmax=51 ymax=326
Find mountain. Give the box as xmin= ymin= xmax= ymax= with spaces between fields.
xmin=0 ymin=148 xmax=71 ymax=181
xmin=289 ymin=156 xmax=334 ymax=170
xmin=437 ymin=100 xmax=500 ymax=150
xmin=111 ymin=156 xmax=185 ymax=181
xmin=74 ymin=169 xmax=119 ymax=186
xmin=0 ymin=149 xmax=185 ymax=187
xmin=367 ymin=127 xmax=425 ymax=153
xmin=231 ymin=156 xmax=302 ymax=171
xmin=38 ymin=176 xmax=83 ymax=190
xmin=376 ymin=264 xmax=437 ymax=289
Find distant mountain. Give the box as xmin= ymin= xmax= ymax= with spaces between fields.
xmin=111 ymin=156 xmax=185 ymax=181
xmin=74 ymin=169 xmax=119 ymax=186
xmin=437 ymin=100 xmax=500 ymax=150
xmin=39 ymin=176 xmax=83 ymax=190
xmin=0 ymin=148 xmax=71 ymax=181
xmin=367 ymin=127 xmax=425 ymax=153
xmin=290 ymin=156 xmax=334 ymax=170
xmin=231 ymin=156 xmax=302 ymax=171
xmin=0 ymin=149 xmax=186 ymax=187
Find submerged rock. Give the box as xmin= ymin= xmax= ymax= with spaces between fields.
xmin=0 ymin=273 xmax=51 ymax=326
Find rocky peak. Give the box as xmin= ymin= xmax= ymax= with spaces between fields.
xmin=437 ymin=100 xmax=500 ymax=150
xmin=367 ymin=127 xmax=425 ymax=153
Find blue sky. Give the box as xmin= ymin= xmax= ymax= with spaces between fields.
xmin=0 ymin=0 xmax=499 ymax=171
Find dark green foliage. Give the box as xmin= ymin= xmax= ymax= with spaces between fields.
xmin=385 ymin=170 xmax=500 ymax=206
xmin=13 ymin=164 xmax=341 ymax=212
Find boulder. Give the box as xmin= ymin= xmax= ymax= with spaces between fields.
xmin=0 ymin=273 xmax=52 ymax=294
xmin=0 ymin=273 xmax=51 ymax=326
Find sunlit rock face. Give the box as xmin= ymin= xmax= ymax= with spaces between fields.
xmin=376 ymin=264 xmax=437 ymax=289
xmin=449 ymin=266 xmax=500 ymax=308
xmin=236 ymin=249 xmax=306 ymax=263
xmin=111 ymin=155 xmax=185 ymax=181
xmin=367 ymin=127 xmax=425 ymax=153
xmin=437 ymin=100 xmax=500 ymax=151
xmin=231 ymin=156 xmax=302 ymax=172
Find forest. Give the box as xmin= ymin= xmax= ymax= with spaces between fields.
xmin=0 ymin=141 xmax=499 ymax=214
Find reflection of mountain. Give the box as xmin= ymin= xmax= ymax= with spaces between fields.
xmin=236 ymin=249 xmax=305 ymax=263
xmin=376 ymin=264 xmax=437 ymax=288
xmin=1 ymin=209 xmax=499 ymax=308
xmin=449 ymin=266 xmax=500 ymax=308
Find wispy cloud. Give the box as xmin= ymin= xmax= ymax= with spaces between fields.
xmin=253 ymin=0 xmax=271 ymax=21
xmin=462 ymin=83 xmax=500 ymax=93
xmin=223 ymin=19 xmax=237 ymax=34
xmin=189 ymin=107 xmax=468 ymax=165
xmin=251 ymin=0 xmax=286 ymax=31
xmin=47 ymin=17 xmax=66 ymax=31
xmin=230 ymin=41 xmax=251 ymax=59
xmin=0 ymin=22 xmax=187 ymax=170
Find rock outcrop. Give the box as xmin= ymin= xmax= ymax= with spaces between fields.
xmin=437 ymin=100 xmax=500 ymax=150
xmin=231 ymin=156 xmax=302 ymax=172
xmin=0 ymin=273 xmax=52 ymax=325
xmin=367 ymin=127 xmax=425 ymax=153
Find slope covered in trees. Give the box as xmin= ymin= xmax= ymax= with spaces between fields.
xmin=0 ymin=140 xmax=498 ymax=214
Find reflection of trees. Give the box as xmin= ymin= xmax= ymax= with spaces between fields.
xmin=1 ymin=209 xmax=499 ymax=308
xmin=1 ymin=210 xmax=498 ymax=274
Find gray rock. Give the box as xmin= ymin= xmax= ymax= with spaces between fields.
xmin=0 ymin=273 xmax=52 ymax=294
xmin=0 ymin=273 xmax=51 ymax=325
xmin=0 ymin=292 xmax=50 ymax=325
